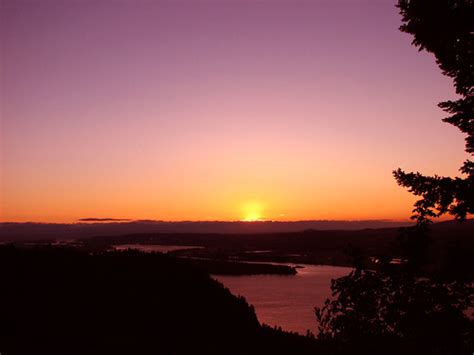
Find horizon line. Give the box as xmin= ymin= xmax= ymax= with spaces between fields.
xmin=1 ymin=218 xmax=423 ymax=225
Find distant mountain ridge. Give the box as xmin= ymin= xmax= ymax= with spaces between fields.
xmin=0 ymin=220 xmax=416 ymax=241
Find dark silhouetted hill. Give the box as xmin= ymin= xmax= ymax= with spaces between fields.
xmin=0 ymin=246 xmax=321 ymax=355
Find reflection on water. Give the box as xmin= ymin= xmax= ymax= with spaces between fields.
xmin=214 ymin=264 xmax=352 ymax=335
xmin=113 ymin=244 xmax=202 ymax=253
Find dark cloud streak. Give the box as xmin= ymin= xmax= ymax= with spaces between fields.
xmin=78 ymin=218 xmax=131 ymax=222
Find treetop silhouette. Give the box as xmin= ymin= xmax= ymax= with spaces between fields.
xmin=394 ymin=0 xmax=473 ymax=222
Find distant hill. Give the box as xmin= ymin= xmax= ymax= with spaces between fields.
xmin=2 ymin=219 xmax=472 ymax=276
xmin=82 ymin=219 xmax=474 ymax=274
xmin=0 ymin=219 xmax=413 ymax=241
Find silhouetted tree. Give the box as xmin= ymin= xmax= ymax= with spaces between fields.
xmin=393 ymin=0 xmax=473 ymax=222
xmin=315 ymin=2 xmax=474 ymax=353
xmin=316 ymin=267 xmax=473 ymax=354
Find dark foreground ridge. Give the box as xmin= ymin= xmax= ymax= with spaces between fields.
xmin=1 ymin=245 xmax=471 ymax=355
xmin=0 ymin=246 xmax=318 ymax=355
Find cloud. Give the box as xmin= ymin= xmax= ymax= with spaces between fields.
xmin=78 ymin=218 xmax=131 ymax=222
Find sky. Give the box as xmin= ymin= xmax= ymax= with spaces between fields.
xmin=0 ymin=0 xmax=469 ymax=223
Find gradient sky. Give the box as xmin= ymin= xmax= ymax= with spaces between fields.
xmin=1 ymin=0 xmax=469 ymax=222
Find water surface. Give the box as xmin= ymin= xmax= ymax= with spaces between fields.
xmin=214 ymin=264 xmax=352 ymax=335
xmin=112 ymin=244 xmax=202 ymax=253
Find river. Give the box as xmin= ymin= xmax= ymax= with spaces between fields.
xmin=214 ymin=264 xmax=352 ymax=335
xmin=111 ymin=244 xmax=352 ymax=334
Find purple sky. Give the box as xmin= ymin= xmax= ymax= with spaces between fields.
xmin=1 ymin=0 xmax=468 ymax=222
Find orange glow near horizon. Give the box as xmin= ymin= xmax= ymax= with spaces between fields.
xmin=2 ymin=1 xmax=471 ymax=224
xmin=241 ymin=201 xmax=264 ymax=222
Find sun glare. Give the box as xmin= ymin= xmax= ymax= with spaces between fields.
xmin=241 ymin=201 xmax=264 ymax=222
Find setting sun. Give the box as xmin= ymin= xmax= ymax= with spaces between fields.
xmin=241 ymin=201 xmax=264 ymax=222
